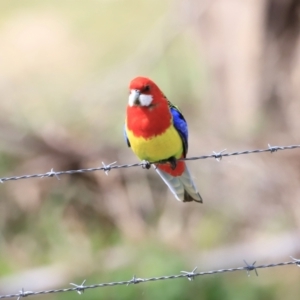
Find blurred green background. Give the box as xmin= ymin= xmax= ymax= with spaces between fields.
xmin=0 ymin=0 xmax=300 ymax=299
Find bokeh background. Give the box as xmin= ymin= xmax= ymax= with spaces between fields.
xmin=0 ymin=0 xmax=300 ymax=299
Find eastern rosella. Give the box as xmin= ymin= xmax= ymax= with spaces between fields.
xmin=124 ymin=77 xmax=203 ymax=203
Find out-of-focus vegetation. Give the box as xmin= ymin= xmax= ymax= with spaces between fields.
xmin=0 ymin=0 xmax=300 ymax=299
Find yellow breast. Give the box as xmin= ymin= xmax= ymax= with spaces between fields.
xmin=126 ymin=125 xmax=183 ymax=162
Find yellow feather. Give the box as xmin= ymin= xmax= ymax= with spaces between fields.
xmin=126 ymin=125 xmax=183 ymax=161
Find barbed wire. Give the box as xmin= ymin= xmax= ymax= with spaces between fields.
xmin=0 ymin=257 xmax=299 ymax=299
xmin=0 ymin=144 xmax=299 ymax=183
xmin=0 ymin=146 xmax=299 ymax=298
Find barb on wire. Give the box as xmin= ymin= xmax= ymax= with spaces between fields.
xmin=0 ymin=144 xmax=299 ymax=183
xmin=17 ymin=289 xmax=32 ymax=300
xmin=127 ymin=275 xmax=144 ymax=286
xmin=0 ymin=258 xmax=299 ymax=299
xmin=41 ymin=168 xmax=60 ymax=180
xmin=70 ymin=280 xmax=86 ymax=295
xmin=181 ymin=266 xmax=198 ymax=281
xmin=102 ymin=161 xmax=117 ymax=176
xmin=290 ymin=256 xmax=300 ymax=267
xmin=243 ymin=260 xmax=258 ymax=277
xmin=212 ymin=149 xmax=227 ymax=162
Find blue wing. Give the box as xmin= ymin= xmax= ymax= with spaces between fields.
xmin=124 ymin=125 xmax=131 ymax=147
xmin=169 ymin=101 xmax=188 ymax=157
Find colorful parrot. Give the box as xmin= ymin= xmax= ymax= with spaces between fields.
xmin=124 ymin=76 xmax=203 ymax=203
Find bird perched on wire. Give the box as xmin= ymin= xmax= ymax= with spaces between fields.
xmin=124 ymin=76 xmax=203 ymax=203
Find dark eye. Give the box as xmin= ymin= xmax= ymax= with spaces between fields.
xmin=143 ymin=85 xmax=150 ymax=92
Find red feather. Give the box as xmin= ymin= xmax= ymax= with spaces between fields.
xmin=156 ymin=160 xmax=185 ymax=176
xmin=126 ymin=104 xmax=171 ymax=138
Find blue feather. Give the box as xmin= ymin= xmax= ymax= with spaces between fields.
xmin=169 ymin=104 xmax=188 ymax=157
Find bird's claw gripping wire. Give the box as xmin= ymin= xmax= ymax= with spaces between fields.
xmin=244 ymin=260 xmax=258 ymax=276
xmin=102 ymin=161 xmax=117 ymax=175
xmin=181 ymin=267 xmax=198 ymax=281
xmin=154 ymin=157 xmax=177 ymax=169
xmin=213 ymin=149 xmax=227 ymax=162
xmin=70 ymin=280 xmax=87 ymax=294
xmin=168 ymin=157 xmax=177 ymax=170
xmin=141 ymin=160 xmax=151 ymax=169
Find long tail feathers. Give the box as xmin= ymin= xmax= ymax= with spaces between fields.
xmin=154 ymin=164 xmax=203 ymax=203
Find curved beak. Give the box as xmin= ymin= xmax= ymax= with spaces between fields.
xmin=128 ymin=89 xmax=141 ymax=106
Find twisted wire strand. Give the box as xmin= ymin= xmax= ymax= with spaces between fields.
xmin=0 ymin=144 xmax=299 ymax=183
xmin=0 ymin=258 xmax=299 ymax=299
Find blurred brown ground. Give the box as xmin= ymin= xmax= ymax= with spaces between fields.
xmin=0 ymin=1 xmax=299 ymax=299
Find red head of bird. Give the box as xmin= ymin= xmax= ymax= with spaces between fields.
xmin=128 ymin=76 xmax=165 ymax=107
xmin=127 ymin=76 xmax=171 ymax=138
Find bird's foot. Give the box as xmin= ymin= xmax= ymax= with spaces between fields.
xmin=158 ymin=157 xmax=177 ymax=170
xmin=141 ymin=160 xmax=151 ymax=170
xmin=168 ymin=157 xmax=177 ymax=170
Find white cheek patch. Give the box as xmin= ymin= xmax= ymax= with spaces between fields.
xmin=139 ymin=94 xmax=153 ymax=106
